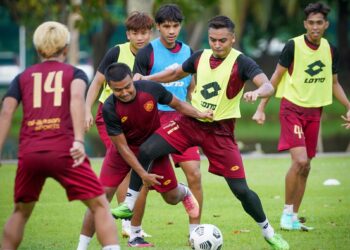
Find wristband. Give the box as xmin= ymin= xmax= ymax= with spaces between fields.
xmin=74 ymin=139 xmax=85 ymax=145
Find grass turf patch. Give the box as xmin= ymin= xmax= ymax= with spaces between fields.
xmin=0 ymin=155 xmax=349 ymax=249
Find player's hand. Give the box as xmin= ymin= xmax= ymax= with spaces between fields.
xmin=252 ymin=110 xmax=266 ymax=125
xmin=141 ymin=173 xmax=164 ymax=187
xmin=70 ymin=141 xmax=86 ymax=167
xmin=85 ymin=110 xmax=94 ymax=132
xmin=341 ymin=115 xmax=350 ymax=129
xmin=133 ymin=73 xmax=144 ymax=81
xmin=198 ymin=109 xmax=214 ymax=121
xmin=243 ymin=91 xmax=259 ymax=103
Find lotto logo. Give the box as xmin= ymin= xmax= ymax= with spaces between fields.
xmin=304 ymin=60 xmax=325 ymax=76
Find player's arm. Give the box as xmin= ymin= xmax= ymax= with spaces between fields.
xmin=109 ymin=134 xmax=163 ymax=186
xmin=85 ymin=46 xmax=120 ymax=131
xmin=70 ymin=78 xmax=87 ymax=167
xmin=0 ymin=97 xmax=18 ymax=165
xmin=186 ymin=75 xmax=196 ymax=101
xmin=137 ymin=64 xmax=190 ymax=83
xmin=253 ymin=41 xmax=292 ymax=124
xmin=85 ymin=71 xmax=105 ymax=130
xmin=168 ymin=95 xmax=213 ymax=121
xmin=251 ymin=65 xmax=287 ymax=124
xmin=243 ymin=73 xmax=274 ymax=102
xmin=0 ymin=76 xmax=20 ymax=165
xmin=332 ymin=73 xmax=350 ymax=126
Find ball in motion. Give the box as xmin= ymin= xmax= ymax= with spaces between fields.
xmin=189 ymin=224 xmax=223 ymax=250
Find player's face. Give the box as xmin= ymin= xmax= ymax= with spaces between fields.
xmin=127 ymin=29 xmax=152 ymax=54
xmin=304 ymin=13 xmax=329 ymax=44
xmin=208 ymin=28 xmax=235 ymax=59
xmin=110 ymin=74 xmax=136 ymax=103
xmin=157 ymin=21 xmax=181 ymax=48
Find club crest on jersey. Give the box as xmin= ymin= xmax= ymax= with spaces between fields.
xmin=121 ymin=116 xmax=128 ymax=123
xmin=144 ymin=100 xmax=154 ymax=112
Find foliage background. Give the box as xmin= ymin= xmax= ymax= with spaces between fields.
xmin=0 ymin=0 xmax=349 ymax=158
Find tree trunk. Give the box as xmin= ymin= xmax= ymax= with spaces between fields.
xmin=127 ymin=0 xmax=154 ymax=14
xmin=337 ymin=0 xmax=349 ymax=72
xmin=91 ymin=21 xmax=116 ymax=72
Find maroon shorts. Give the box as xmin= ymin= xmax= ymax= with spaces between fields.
xmin=278 ymin=98 xmax=322 ymax=158
xmin=99 ymin=144 xmax=178 ymax=193
xmin=15 ymin=151 xmax=104 ymax=203
xmin=159 ymin=111 xmax=200 ymax=165
xmin=96 ymin=102 xmax=112 ymax=149
xmin=156 ymin=115 xmax=245 ymax=179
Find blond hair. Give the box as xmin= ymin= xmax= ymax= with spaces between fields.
xmin=33 ymin=21 xmax=70 ymax=58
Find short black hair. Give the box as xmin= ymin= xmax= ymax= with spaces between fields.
xmin=155 ymin=4 xmax=183 ymax=24
xmin=105 ymin=63 xmax=132 ymax=85
xmin=304 ymin=2 xmax=330 ymax=20
xmin=208 ymin=15 xmax=235 ymax=33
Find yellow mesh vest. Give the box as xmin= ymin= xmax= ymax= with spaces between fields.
xmin=276 ymin=35 xmax=332 ymax=107
xmin=191 ymin=49 xmax=242 ymax=121
xmin=98 ymin=42 xmax=135 ymax=103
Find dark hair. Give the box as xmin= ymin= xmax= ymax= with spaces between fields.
xmin=105 ymin=63 xmax=132 ymax=84
xmin=304 ymin=2 xmax=330 ymax=20
xmin=155 ymin=4 xmax=183 ymax=24
xmin=125 ymin=11 xmax=154 ymax=31
xmin=208 ymin=15 xmax=235 ymax=33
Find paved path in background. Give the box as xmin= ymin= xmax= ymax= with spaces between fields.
xmin=1 ymin=152 xmax=349 ymax=165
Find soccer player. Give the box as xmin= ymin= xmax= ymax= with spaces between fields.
xmin=0 ymin=21 xmax=120 ymax=250
xmin=80 ymin=11 xmax=154 ymax=245
xmin=130 ymin=3 xmax=203 ymax=239
xmin=101 ymin=62 xmax=212 ymax=247
xmin=252 ymin=2 xmax=350 ymax=231
xmin=118 ymin=15 xmax=290 ymax=250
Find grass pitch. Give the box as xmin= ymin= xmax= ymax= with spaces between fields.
xmin=0 ymin=154 xmax=349 ymax=249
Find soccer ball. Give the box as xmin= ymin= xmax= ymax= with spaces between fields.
xmin=189 ymin=224 xmax=223 ymax=250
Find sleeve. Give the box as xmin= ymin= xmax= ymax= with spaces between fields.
xmin=182 ymin=50 xmax=203 ymax=74
xmin=278 ymin=40 xmax=294 ymax=68
xmin=3 ymin=74 xmax=21 ymax=102
xmin=73 ymin=68 xmax=89 ymax=85
xmin=330 ymin=44 xmax=339 ymax=74
xmin=102 ymin=95 xmax=123 ymax=136
xmin=97 ymin=46 xmax=120 ymax=74
xmin=133 ymin=44 xmax=153 ymax=75
xmin=237 ymin=54 xmax=264 ymax=82
xmin=137 ymin=81 xmax=173 ymax=105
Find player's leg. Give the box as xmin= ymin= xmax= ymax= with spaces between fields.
xmin=111 ymin=133 xmax=179 ymax=218
xmin=115 ymin=171 xmax=132 ymax=238
xmin=95 ymin=102 xmax=112 ymax=149
xmin=283 ymin=147 xmax=313 ymax=231
xmin=128 ymin=187 xmax=154 ymax=247
xmin=279 ymin=110 xmax=318 ymax=231
xmin=83 ymin=195 xmax=119 ymax=249
xmin=160 ymin=112 xmax=203 ymax=233
xmin=2 ymin=153 xmax=46 ymax=249
xmin=178 ymin=159 xmax=202 ymax=232
xmin=78 ymin=145 xmax=130 ymax=249
xmin=1 ymin=202 xmax=35 ymax=249
xmin=78 ymin=186 xmax=118 ymax=250
xmin=202 ymin=132 xmax=289 ymax=249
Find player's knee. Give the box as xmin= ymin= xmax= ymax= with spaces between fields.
xmin=293 ymin=157 xmax=310 ymax=174
xmin=138 ymin=143 xmax=155 ymax=164
xmin=186 ymin=169 xmax=202 ymax=186
xmin=161 ymin=192 xmax=178 ymax=205
xmin=230 ymin=184 xmax=251 ymax=201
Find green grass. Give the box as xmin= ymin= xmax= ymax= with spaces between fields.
xmin=1 ymin=155 xmax=349 ymax=249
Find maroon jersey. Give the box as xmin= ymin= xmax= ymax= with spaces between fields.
xmin=102 ymin=80 xmax=173 ymax=146
xmin=5 ymin=60 xmax=88 ymax=155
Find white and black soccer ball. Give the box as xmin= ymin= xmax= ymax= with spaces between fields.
xmin=189 ymin=224 xmax=223 ymax=250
